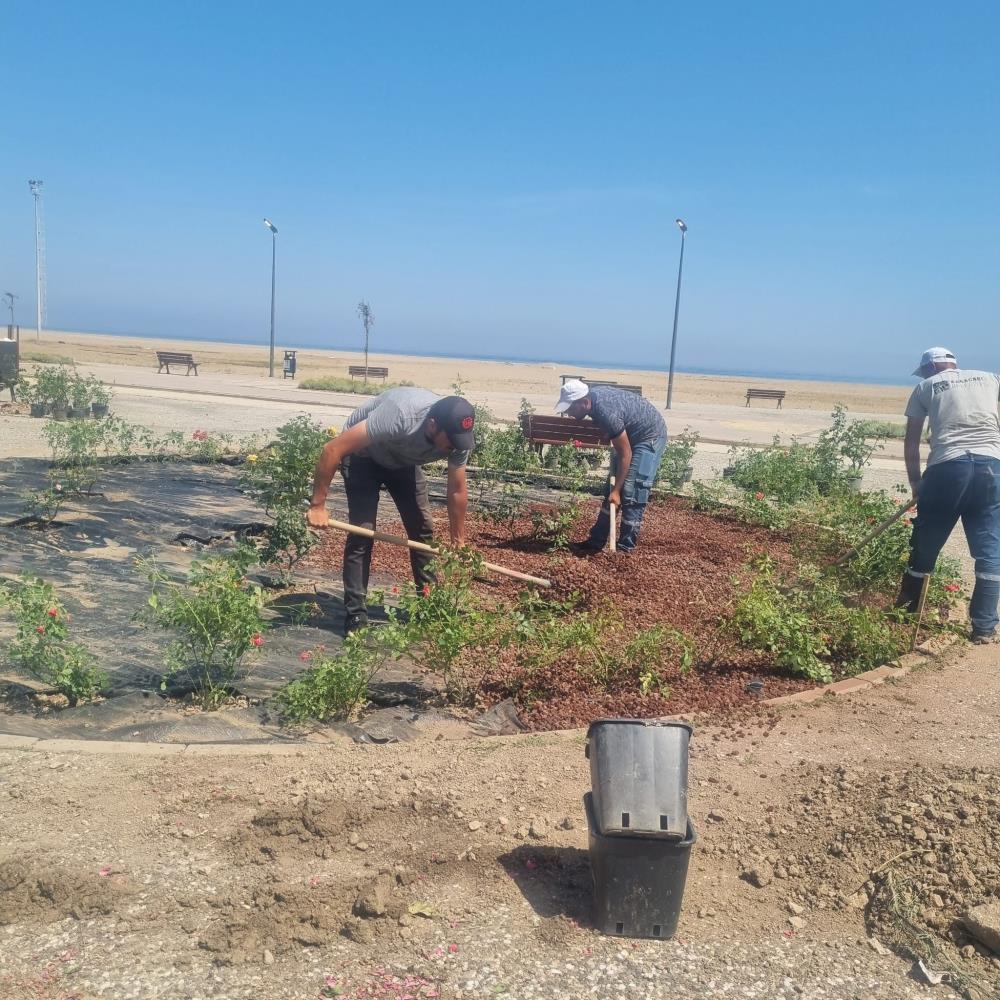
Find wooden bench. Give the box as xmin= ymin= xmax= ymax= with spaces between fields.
xmin=348 ymin=365 xmax=389 ymax=382
xmin=745 ymin=388 xmax=786 ymax=408
xmin=156 ymin=351 xmax=199 ymax=376
xmin=560 ymin=375 xmax=643 ymax=395
xmin=519 ymin=413 xmax=610 ymax=454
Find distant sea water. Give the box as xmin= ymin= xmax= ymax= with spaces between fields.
xmin=54 ymin=327 xmax=915 ymax=388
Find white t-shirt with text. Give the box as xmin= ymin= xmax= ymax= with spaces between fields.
xmin=905 ymin=369 xmax=1000 ymax=467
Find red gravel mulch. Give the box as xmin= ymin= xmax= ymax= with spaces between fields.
xmin=303 ymin=496 xmax=815 ymax=729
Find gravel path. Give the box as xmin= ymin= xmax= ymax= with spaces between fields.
xmin=2 ymin=640 xmax=998 ymax=999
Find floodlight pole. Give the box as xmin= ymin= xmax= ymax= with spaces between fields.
xmin=666 ymin=218 xmax=687 ymax=410
xmin=263 ymin=219 xmax=278 ymax=377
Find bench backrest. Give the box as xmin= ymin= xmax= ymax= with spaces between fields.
xmin=519 ymin=413 xmax=609 ymax=447
xmin=157 ymin=351 xmax=195 ymax=362
xmin=348 ymin=365 xmax=389 ymax=376
xmin=746 ymin=388 xmax=785 ymax=397
xmin=560 ymin=375 xmax=642 ymax=394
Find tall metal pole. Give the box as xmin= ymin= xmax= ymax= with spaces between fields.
xmin=269 ymin=232 xmax=276 ymax=378
xmin=666 ymin=218 xmax=687 ymax=410
xmin=29 ymin=180 xmax=44 ymax=343
xmin=263 ymin=219 xmax=278 ymax=377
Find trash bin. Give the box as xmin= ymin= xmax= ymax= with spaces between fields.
xmin=584 ymin=792 xmax=696 ymax=939
xmin=585 ymin=718 xmax=692 ymax=839
xmin=283 ymin=350 xmax=297 ymax=379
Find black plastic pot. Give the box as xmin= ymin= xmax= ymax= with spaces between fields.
xmin=584 ymin=792 xmax=697 ymax=940
xmin=50 ymin=403 xmax=68 ymax=421
xmin=30 ymin=403 xmax=47 ymax=418
xmin=92 ymin=403 xmax=109 ymax=418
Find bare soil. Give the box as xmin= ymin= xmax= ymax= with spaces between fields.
xmin=305 ymin=497 xmax=817 ymax=729
xmin=1 ymin=640 xmax=998 ymax=999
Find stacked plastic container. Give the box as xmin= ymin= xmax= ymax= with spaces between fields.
xmin=584 ymin=718 xmax=696 ymax=939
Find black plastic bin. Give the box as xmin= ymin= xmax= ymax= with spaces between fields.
xmin=584 ymin=792 xmax=696 ymax=940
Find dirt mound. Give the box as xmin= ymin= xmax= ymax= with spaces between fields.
xmin=0 ymin=858 xmax=131 ymax=925
xmin=723 ymin=764 xmax=1000 ymax=997
xmin=199 ymin=871 xmax=419 ymax=965
xmin=231 ymin=798 xmax=352 ymax=864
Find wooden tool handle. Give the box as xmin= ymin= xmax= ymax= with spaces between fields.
xmin=830 ymin=497 xmax=916 ymax=568
xmin=608 ymin=475 xmax=617 ymax=553
xmin=323 ymin=518 xmax=551 ymax=588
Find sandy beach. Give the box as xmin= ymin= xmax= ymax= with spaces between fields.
xmin=19 ymin=328 xmax=913 ymax=418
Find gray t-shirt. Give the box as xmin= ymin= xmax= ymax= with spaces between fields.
xmin=588 ymin=385 xmax=667 ymax=446
xmin=905 ymin=369 xmax=1000 ymax=467
xmin=344 ymin=387 xmax=470 ymax=469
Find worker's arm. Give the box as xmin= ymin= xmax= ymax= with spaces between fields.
xmin=306 ymin=421 xmax=371 ymax=527
xmin=446 ymin=463 xmax=468 ymax=546
xmin=608 ymin=431 xmax=632 ymax=508
xmin=903 ymin=417 xmax=925 ymax=497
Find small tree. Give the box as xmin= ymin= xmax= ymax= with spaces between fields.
xmin=357 ymin=301 xmax=374 ymax=383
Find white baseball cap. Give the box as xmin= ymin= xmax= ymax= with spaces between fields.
xmin=555 ymin=378 xmax=590 ymax=413
xmin=912 ymin=347 xmax=957 ymax=376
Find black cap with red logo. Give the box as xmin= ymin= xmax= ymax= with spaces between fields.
xmin=427 ymin=396 xmax=477 ymax=451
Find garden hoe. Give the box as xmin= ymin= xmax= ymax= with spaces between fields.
xmin=828 ymin=496 xmax=916 ymax=568
xmin=321 ymin=518 xmax=552 ymax=588
xmin=781 ymin=496 xmax=917 ymax=599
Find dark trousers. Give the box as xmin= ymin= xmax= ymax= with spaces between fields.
xmin=586 ymin=434 xmax=668 ymax=551
xmin=342 ymin=455 xmax=435 ymax=617
xmin=904 ymin=453 xmax=1000 ymax=636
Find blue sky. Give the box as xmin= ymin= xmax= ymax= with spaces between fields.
xmin=1 ymin=1 xmax=998 ymax=379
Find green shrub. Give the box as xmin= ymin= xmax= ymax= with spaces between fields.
xmin=657 ymin=427 xmax=700 ymax=489
xmin=241 ymin=415 xmax=327 ymax=580
xmin=727 ymin=565 xmax=833 ymax=683
xmin=792 ymin=490 xmax=911 ymax=595
xmin=141 ymin=548 xmax=268 ymax=710
xmin=257 ymin=503 xmax=318 ymax=583
xmin=300 ymin=376 xmax=414 ymax=395
xmin=0 ymin=576 xmax=106 ymax=705
xmin=33 ymin=365 xmax=74 ymax=408
xmin=242 ymin=414 xmax=328 ymax=513
xmin=727 ymin=406 xmax=885 ymax=502
xmin=529 ymin=497 xmax=582 ymax=551
xmin=726 ymin=556 xmax=908 ymax=683
xmin=278 ymin=637 xmax=378 ymax=722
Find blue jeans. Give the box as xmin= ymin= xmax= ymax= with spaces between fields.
xmin=586 ymin=434 xmax=668 ymax=551
xmin=906 ymin=453 xmax=1000 ymax=636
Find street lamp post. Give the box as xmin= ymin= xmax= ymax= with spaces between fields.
xmin=263 ymin=219 xmax=278 ymax=377
xmin=666 ymin=218 xmax=687 ymax=410
xmin=3 ymin=292 xmax=17 ymax=327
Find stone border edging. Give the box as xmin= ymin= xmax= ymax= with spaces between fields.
xmin=0 ymin=632 xmax=966 ymax=757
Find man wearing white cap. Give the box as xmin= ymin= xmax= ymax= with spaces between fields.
xmin=555 ymin=379 xmax=667 ymax=552
xmin=896 ymin=347 xmax=1000 ymax=643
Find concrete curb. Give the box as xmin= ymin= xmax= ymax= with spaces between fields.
xmin=0 ymin=632 xmax=967 ymax=757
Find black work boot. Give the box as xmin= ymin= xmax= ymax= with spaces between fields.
xmin=343 ymin=613 xmax=369 ymax=637
xmin=894 ymin=573 xmax=925 ymax=614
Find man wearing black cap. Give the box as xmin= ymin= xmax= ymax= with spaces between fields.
xmin=307 ymin=388 xmax=476 ymax=635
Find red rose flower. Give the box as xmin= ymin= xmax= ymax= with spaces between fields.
xmin=299 ymin=650 xmax=313 ymax=662
xmin=47 ymin=608 xmax=58 ymax=618
xmin=422 ymin=584 xmax=431 ymax=597
xmin=35 ymin=625 xmax=46 ymax=635
xmin=944 ymin=583 xmax=960 ymax=592
xmin=754 ymin=492 xmax=765 ymax=501
xmin=250 ymin=633 xmax=264 ymax=648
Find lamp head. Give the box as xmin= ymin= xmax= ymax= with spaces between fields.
xmin=263 ymin=219 xmax=278 ymax=234
xmin=676 ymin=218 xmax=687 ymax=233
